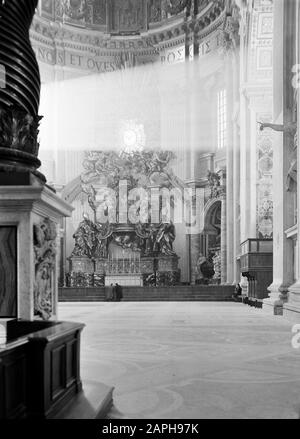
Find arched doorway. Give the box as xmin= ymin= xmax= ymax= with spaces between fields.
xmin=200 ymin=200 xmax=222 ymax=284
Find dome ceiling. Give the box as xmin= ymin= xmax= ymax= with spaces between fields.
xmin=32 ymin=1 xmax=232 ymax=77
xmin=39 ymin=0 xmax=211 ymax=35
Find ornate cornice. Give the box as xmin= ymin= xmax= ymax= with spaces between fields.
xmin=31 ymin=0 xmax=227 ymax=73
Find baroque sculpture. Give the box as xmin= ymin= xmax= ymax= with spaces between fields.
xmin=155 ymin=222 xmax=176 ymax=256
xmin=196 ymin=252 xmax=215 ymax=284
xmin=136 ymin=222 xmax=177 ymax=256
xmin=72 ymin=214 xmax=113 ymax=258
xmin=259 ymin=119 xmax=298 ymax=192
xmin=81 ymin=149 xmax=176 ymax=190
xmin=207 ymin=171 xmax=222 ymax=198
xmin=136 ymin=223 xmax=157 ymax=256
xmin=68 ymin=147 xmax=180 ymax=287
xmin=33 ymin=218 xmax=57 ymax=320
xmin=63 ymin=0 xmax=88 ymax=21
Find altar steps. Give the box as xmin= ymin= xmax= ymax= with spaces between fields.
xmin=59 ymin=285 xmax=235 ymax=302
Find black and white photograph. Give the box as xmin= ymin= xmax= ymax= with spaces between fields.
xmin=0 ymin=0 xmax=300 ymax=428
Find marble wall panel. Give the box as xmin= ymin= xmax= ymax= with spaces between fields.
xmin=0 ymin=227 xmax=17 ymax=317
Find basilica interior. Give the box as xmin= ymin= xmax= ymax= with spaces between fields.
xmin=1 ymin=0 xmax=300 ymax=421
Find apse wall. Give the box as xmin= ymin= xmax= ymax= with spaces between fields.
xmin=38 ymin=56 xmax=222 ymax=284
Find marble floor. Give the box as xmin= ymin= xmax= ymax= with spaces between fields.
xmin=58 ymin=302 xmax=300 ymax=419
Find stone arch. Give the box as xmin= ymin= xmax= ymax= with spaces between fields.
xmin=199 ymin=198 xmax=222 ymax=283
xmin=203 ymin=198 xmax=221 ymax=241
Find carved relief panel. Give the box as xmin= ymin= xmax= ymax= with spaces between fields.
xmin=256 ymin=115 xmax=273 ymax=239
xmin=33 ymin=218 xmax=57 ymax=321
xmin=0 ymin=227 xmax=17 ymax=318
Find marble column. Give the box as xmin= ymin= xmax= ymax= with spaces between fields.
xmin=229 ymin=31 xmax=241 ymax=284
xmin=0 ymin=0 xmax=74 ymax=320
xmin=239 ymin=90 xmax=251 ymax=246
xmin=232 ymin=105 xmax=241 ymax=284
xmin=225 ymin=50 xmax=234 ymax=285
xmin=283 ymin=0 xmax=300 ymax=321
xmin=263 ymin=0 xmax=296 ymax=315
xmin=225 ymin=41 xmax=241 ymax=285
xmin=0 ymin=0 xmax=44 ymax=180
xmin=185 ymin=180 xmax=202 ymax=285
xmin=221 ymin=185 xmax=227 ymax=284
xmin=186 ymin=54 xmax=207 ymax=284
xmin=216 ymin=7 xmax=241 ymax=285
xmin=263 ymin=128 xmax=294 ymax=316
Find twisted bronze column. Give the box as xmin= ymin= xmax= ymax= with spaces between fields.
xmin=0 ymin=0 xmax=44 ymax=179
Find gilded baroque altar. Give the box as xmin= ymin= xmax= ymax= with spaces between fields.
xmin=67 ymin=149 xmax=181 ymax=287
